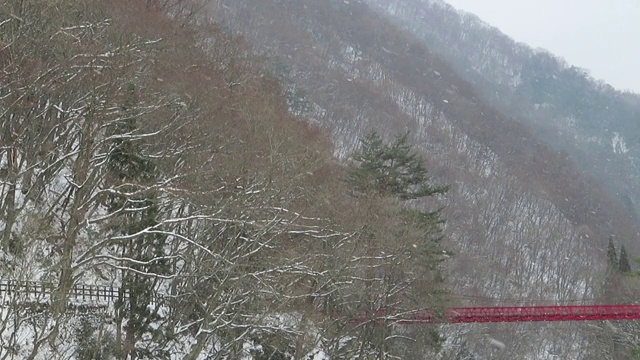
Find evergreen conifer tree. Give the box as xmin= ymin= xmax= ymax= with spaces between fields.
xmin=107 ymin=83 xmax=169 ymax=359
xmin=619 ymin=245 xmax=632 ymax=273
xmin=607 ymin=236 xmax=618 ymax=269
xmin=348 ymin=131 xmax=450 ymax=252
xmin=347 ymin=131 xmax=450 ymax=356
xmin=347 ymin=131 xmax=449 ymax=199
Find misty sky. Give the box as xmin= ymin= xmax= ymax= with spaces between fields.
xmin=444 ymin=0 xmax=640 ymax=93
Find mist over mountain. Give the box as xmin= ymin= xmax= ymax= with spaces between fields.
xmin=210 ymin=0 xmax=640 ymax=357
xmin=3 ymin=0 xmax=640 ymax=358
xmin=364 ymin=0 xmax=640 ymax=228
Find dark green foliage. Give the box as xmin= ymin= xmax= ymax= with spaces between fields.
xmin=619 ymin=245 xmax=632 ymax=273
xmin=607 ymin=236 xmax=618 ymax=269
xmin=107 ymin=83 xmax=169 ymax=358
xmin=400 ymin=207 xmax=450 ymax=274
xmin=74 ymin=318 xmax=115 ymax=360
xmin=427 ymin=328 xmax=446 ymax=352
xmin=348 ymin=130 xmax=449 ymax=262
xmin=401 ymin=208 xmax=446 ymax=240
xmin=347 ymin=131 xmax=449 ymax=200
xmin=346 ymin=131 xmax=449 ymax=355
xmin=348 ymin=131 xmax=449 ymax=251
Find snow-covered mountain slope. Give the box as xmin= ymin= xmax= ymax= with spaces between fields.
xmin=210 ymin=0 xmax=639 ymax=358
xmin=363 ymin=0 xmax=640 ymax=238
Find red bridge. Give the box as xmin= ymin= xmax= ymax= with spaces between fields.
xmin=3 ymin=280 xmax=639 ymax=323
xmin=355 ymin=304 xmax=640 ymax=324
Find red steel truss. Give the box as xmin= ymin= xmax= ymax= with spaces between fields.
xmin=354 ymin=304 xmax=640 ymax=324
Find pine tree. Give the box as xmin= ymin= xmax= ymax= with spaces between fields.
xmin=348 ymin=131 xmax=450 ymax=253
xmin=346 ymin=131 xmax=450 ymax=356
xmin=347 ymin=131 xmax=449 ymax=199
xmin=619 ymin=245 xmax=632 ymax=273
xmin=607 ymin=236 xmax=618 ymax=269
xmin=107 ymin=83 xmax=169 ymax=359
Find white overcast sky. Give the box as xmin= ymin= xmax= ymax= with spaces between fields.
xmin=444 ymin=0 xmax=640 ymax=93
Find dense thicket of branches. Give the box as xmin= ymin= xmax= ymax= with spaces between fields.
xmin=203 ymin=0 xmax=640 ymax=357
xmin=0 ymin=0 xmax=450 ymax=358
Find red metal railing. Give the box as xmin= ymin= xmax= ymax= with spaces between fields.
xmin=3 ymin=280 xmax=640 ymax=324
xmin=354 ymin=304 xmax=640 ymax=324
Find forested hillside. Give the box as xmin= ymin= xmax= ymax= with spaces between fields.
xmin=3 ymin=0 xmax=640 ymax=359
xmin=363 ymin=0 xmax=640 ymax=236
xmin=0 ymin=0 xmax=452 ymax=358
xmin=209 ymin=0 xmax=640 ymax=358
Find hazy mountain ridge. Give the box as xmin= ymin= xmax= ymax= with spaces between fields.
xmin=362 ymin=0 xmax=640 ymax=230
xmin=209 ymin=0 xmax=636 ymax=357
xmin=3 ymin=0 xmax=638 ymax=358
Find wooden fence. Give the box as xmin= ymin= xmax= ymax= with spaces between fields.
xmin=0 ymin=279 xmax=163 ymax=306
